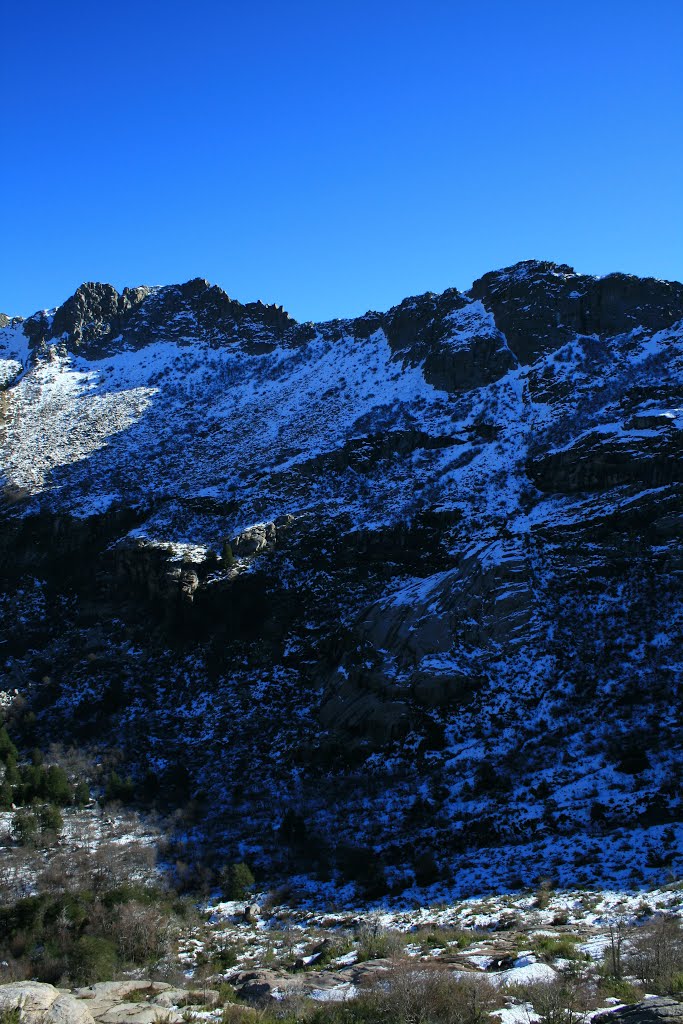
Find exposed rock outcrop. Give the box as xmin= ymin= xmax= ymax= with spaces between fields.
xmin=0 ymin=982 xmax=95 ymax=1024
xmin=594 ymin=997 xmax=683 ymax=1024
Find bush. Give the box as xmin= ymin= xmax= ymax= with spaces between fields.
xmin=39 ymin=804 xmax=64 ymax=835
xmin=110 ymin=901 xmax=174 ymax=965
xmin=597 ymin=977 xmax=643 ymax=1003
xmin=11 ymin=762 xmax=75 ymax=808
xmin=74 ymin=781 xmax=91 ymax=806
xmin=328 ymin=965 xmax=498 ymax=1024
xmin=511 ymin=979 xmax=590 ymax=1024
xmin=413 ymin=852 xmax=441 ymax=887
xmin=532 ymin=935 xmax=581 ymax=961
xmin=412 ymin=926 xmax=472 ymax=951
xmin=0 ymin=726 xmax=18 ymax=763
xmin=356 ymin=920 xmax=405 ymax=961
xmin=626 ymin=916 xmax=683 ymax=994
xmin=211 ymin=939 xmax=241 ymax=970
xmin=103 ymin=770 xmax=135 ymax=804
xmin=222 ymin=862 xmax=255 ymax=901
xmin=12 ymin=809 xmax=39 ymax=846
xmin=69 ymin=935 xmax=118 ymax=985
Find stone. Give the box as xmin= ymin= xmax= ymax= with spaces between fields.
xmin=594 ymin=997 xmax=683 ymax=1024
xmin=149 ymin=987 xmax=219 ymax=1009
xmin=244 ymin=902 xmax=261 ymax=923
xmin=94 ymin=1005 xmax=181 ymax=1023
xmin=0 ymin=981 xmax=95 ymax=1023
xmin=231 ymin=522 xmax=277 ymax=557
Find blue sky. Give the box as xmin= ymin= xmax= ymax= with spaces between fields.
xmin=2 ymin=0 xmax=682 ymax=322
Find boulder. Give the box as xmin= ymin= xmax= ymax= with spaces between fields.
xmin=231 ymin=522 xmax=277 ymax=557
xmin=594 ymin=997 xmax=683 ymax=1024
xmin=0 ymin=981 xmax=94 ymax=1023
xmin=244 ymin=902 xmax=261 ymax=923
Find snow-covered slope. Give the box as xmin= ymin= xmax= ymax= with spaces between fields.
xmin=1 ymin=261 xmax=682 ymax=897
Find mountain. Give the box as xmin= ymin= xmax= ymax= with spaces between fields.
xmin=1 ymin=260 xmax=682 ymax=898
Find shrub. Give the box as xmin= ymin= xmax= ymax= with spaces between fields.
xmin=413 ymin=852 xmax=441 ymax=887
xmin=12 ymin=809 xmax=39 ymax=846
xmin=103 ymin=770 xmax=135 ymax=804
xmin=413 ymin=926 xmax=473 ymax=951
xmin=68 ymin=935 xmax=118 ymax=985
xmin=11 ymin=762 xmax=74 ymax=807
xmin=356 ymin=920 xmax=405 ymax=961
xmin=532 ymin=935 xmax=581 ymax=961
xmin=0 ymin=726 xmax=18 ymax=763
xmin=44 ymin=765 xmax=73 ymax=805
xmin=222 ymin=862 xmax=255 ymax=900
xmin=626 ymin=916 xmax=683 ymax=994
xmin=512 ymin=979 xmax=590 ymax=1024
xmin=597 ymin=977 xmax=643 ymax=1003
xmin=74 ymin=781 xmax=91 ymax=806
xmin=110 ymin=901 xmax=175 ymax=965
xmin=350 ymin=964 xmax=498 ymax=1024
xmin=211 ymin=940 xmax=240 ymax=970
xmin=534 ymin=878 xmax=554 ymax=909
xmin=38 ymin=804 xmax=64 ymax=835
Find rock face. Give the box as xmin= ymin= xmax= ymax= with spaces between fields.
xmin=22 ymin=278 xmax=298 ymax=359
xmin=470 ymin=261 xmax=683 ymax=363
xmin=1 ymin=259 xmax=682 ymax=895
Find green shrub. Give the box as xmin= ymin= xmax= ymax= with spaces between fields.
xmin=12 ymin=809 xmax=39 ymax=846
xmin=535 ymin=888 xmax=551 ymax=910
xmin=126 ymin=984 xmax=159 ymax=1003
xmin=69 ymin=935 xmax=118 ymax=985
xmin=103 ymin=770 xmax=135 ymax=804
xmin=0 ymin=725 xmax=18 ymax=763
xmin=597 ymin=977 xmax=643 ymax=1002
xmin=47 ymin=765 xmax=73 ymax=804
xmin=222 ymin=862 xmax=255 ymax=900
xmin=215 ymin=982 xmax=237 ymax=1004
xmin=211 ymin=941 xmax=240 ymax=970
xmin=532 ymin=935 xmax=581 ymax=961
xmin=39 ymin=803 xmax=64 ymax=834
xmin=11 ymin=762 xmax=75 ymax=807
xmin=412 ymin=925 xmax=473 ymax=951
xmin=74 ymin=781 xmax=91 ymax=805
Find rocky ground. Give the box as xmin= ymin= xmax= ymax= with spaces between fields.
xmin=1 ymin=885 xmax=682 ymax=1022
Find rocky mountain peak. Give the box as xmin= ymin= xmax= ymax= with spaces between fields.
xmin=469 ymin=259 xmax=683 ymax=364
xmin=19 ymin=277 xmax=299 ymax=359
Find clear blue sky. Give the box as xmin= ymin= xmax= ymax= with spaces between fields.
xmin=2 ymin=0 xmax=682 ymax=322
